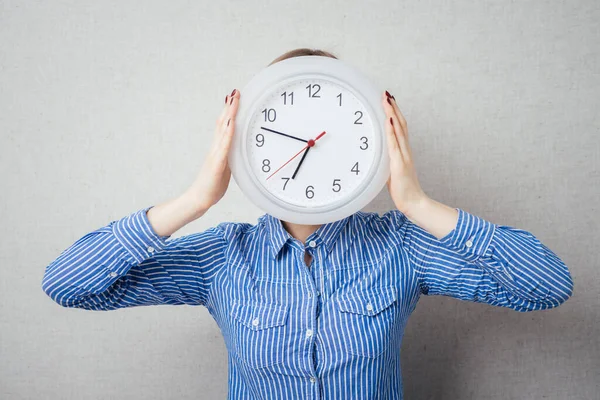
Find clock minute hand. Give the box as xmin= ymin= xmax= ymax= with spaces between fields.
xmin=260 ymin=127 xmax=308 ymax=143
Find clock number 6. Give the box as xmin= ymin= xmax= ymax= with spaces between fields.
xmin=305 ymin=185 xmax=315 ymax=199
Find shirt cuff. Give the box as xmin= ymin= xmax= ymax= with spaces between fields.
xmin=111 ymin=206 xmax=171 ymax=265
xmin=437 ymin=208 xmax=496 ymax=263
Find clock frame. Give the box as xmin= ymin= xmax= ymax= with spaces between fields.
xmin=229 ymin=56 xmax=389 ymax=224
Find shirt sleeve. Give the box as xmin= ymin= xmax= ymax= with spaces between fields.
xmin=401 ymin=208 xmax=574 ymax=312
xmin=41 ymin=206 xmax=227 ymax=310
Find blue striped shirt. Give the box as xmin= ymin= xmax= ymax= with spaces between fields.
xmin=42 ymin=206 xmax=573 ymax=399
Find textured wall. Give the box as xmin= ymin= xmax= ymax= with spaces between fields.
xmin=1 ymin=0 xmax=598 ymax=399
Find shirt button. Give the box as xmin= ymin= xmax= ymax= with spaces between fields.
xmin=306 ymin=329 xmax=313 ymax=338
xmin=109 ymin=272 xmax=118 ymax=278
xmin=147 ymin=246 xmax=155 ymax=253
xmin=366 ymin=303 xmax=373 ymax=311
xmin=316 ymin=290 xmax=320 ymax=297
xmin=308 ymin=292 xmax=312 ymax=298
xmin=309 ymin=376 xmax=317 ymax=383
xmin=252 ymin=317 xmax=259 ymax=326
xmin=308 ymin=240 xmax=317 ymax=248
xmin=465 ymin=240 xmax=473 ymax=248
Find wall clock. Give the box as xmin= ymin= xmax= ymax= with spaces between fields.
xmin=229 ymin=56 xmax=389 ymax=224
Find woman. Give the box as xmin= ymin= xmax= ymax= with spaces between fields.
xmin=42 ymin=48 xmax=574 ymax=399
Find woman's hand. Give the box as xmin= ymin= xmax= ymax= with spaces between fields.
xmin=381 ymin=91 xmax=459 ymax=238
xmin=185 ymin=89 xmax=241 ymax=215
xmin=382 ymin=91 xmax=429 ymax=217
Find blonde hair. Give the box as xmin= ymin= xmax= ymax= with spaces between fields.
xmin=269 ymin=48 xmax=338 ymax=65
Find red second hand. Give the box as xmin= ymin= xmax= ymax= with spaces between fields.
xmin=266 ymin=131 xmax=327 ymax=181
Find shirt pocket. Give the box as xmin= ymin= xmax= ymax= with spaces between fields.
xmin=229 ymin=298 xmax=290 ymax=369
xmin=334 ymin=285 xmax=398 ymax=358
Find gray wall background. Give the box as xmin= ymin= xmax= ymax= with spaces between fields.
xmin=1 ymin=0 xmax=598 ymax=399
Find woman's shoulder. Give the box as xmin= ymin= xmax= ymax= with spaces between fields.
xmin=211 ymin=219 xmax=259 ymax=241
xmin=352 ymin=208 xmax=408 ymax=232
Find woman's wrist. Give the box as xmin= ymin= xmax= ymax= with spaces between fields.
xmin=180 ymin=188 xmax=211 ymax=220
xmin=146 ymin=190 xmax=209 ymax=237
xmin=403 ymin=196 xmax=459 ymax=240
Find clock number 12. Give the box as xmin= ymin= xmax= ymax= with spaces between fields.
xmin=306 ymin=84 xmax=321 ymax=98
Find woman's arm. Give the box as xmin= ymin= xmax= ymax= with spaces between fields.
xmin=399 ymin=199 xmax=573 ymax=311
xmin=41 ymin=201 xmax=226 ymax=310
xmin=42 ymin=89 xmax=241 ymax=310
xmin=381 ymin=91 xmax=573 ymax=311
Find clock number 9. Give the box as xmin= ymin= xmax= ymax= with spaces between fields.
xmin=306 ymin=84 xmax=321 ymax=98
xmin=354 ymin=111 xmax=363 ymax=124
xmin=256 ymin=134 xmax=265 ymax=147
xmin=262 ymin=159 xmax=271 ymax=173
xmin=305 ymin=185 xmax=315 ymax=199
xmin=332 ymin=179 xmax=341 ymax=192
xmin=262 ymin=108 xmax=276 ymax=122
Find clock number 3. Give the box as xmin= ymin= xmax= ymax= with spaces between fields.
xmin=359 ymin=136 xmax=368 ymax=150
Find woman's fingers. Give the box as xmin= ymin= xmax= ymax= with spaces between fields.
xmin=383 ymin=92 xmax=412 ymax=163
xmin=217 ymin=89 xmax=240 ymax=157
xmin=389 ymin=95 xmax=407 ymax=133
xmin=216 ymin=91 xmax=232 ymax=128
xmin=382 ymin=93 xmax=404 ymax=162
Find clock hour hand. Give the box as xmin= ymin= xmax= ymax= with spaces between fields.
xmin=291 ymin=147 xmax=310 ymax=180
xmin=260 ymin=127 xmax=308 ymax=143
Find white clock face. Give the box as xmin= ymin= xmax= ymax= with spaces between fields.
xmin=245 ymin=77 xmax=376 ymax=209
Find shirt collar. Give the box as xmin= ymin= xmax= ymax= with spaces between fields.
xmin=261 ymin=213 xmax=352 ymax=259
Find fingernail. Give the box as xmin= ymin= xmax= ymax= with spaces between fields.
xmin=387 ymin=97 xmax=392 ymax=105
xmin=227 ymin=118 xmax=230 ymax=126
xmin=385 ymin=90 xmax=391 ymax=97
xmin=229 ymin=96 xmax=234 ymax=105
xmin=391 ymin=95 xmax=395 ymax=101
xmin=390 ymin=117 xmax=393 ymax=126
xmin=231 ymin=89 xmax=236 ymax=96
xmin=225 ymin=95 xmax=228 ymax=104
